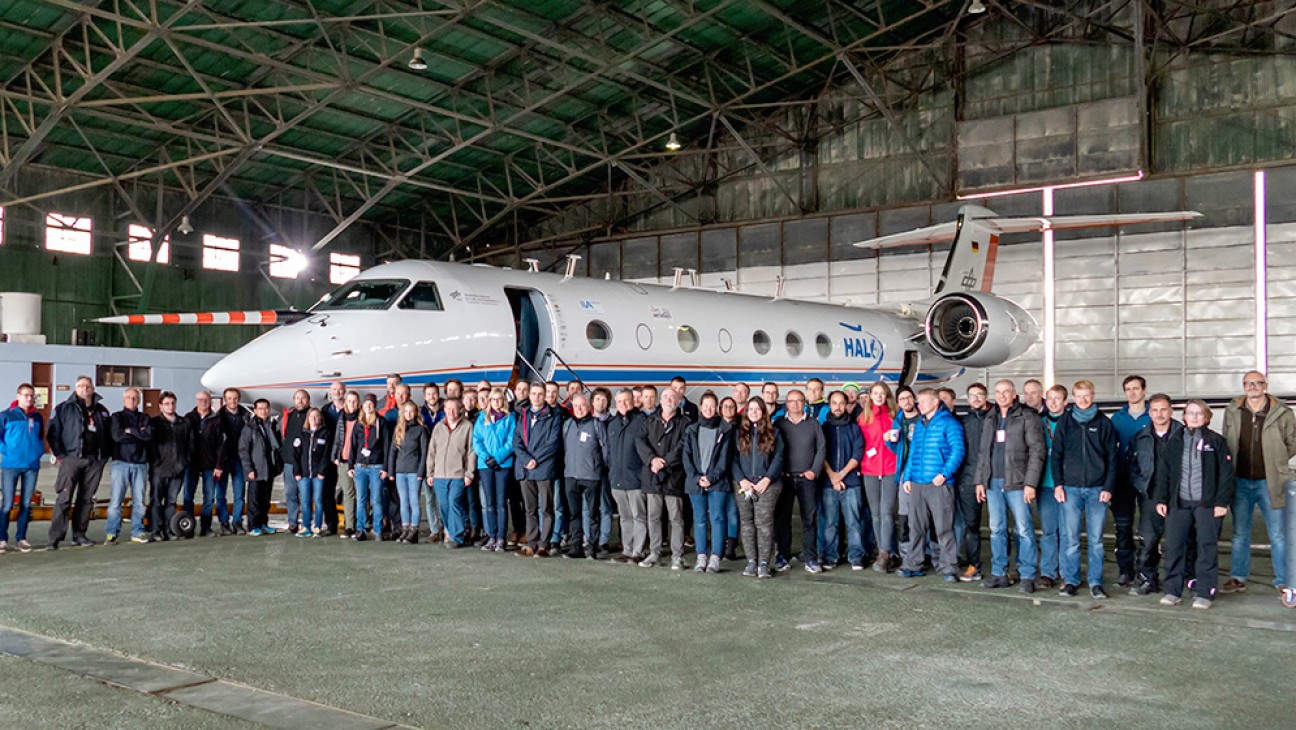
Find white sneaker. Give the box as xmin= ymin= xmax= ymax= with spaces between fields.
xmin=670 ymin=556 xmax=684 ymax=571
xmin=694 ymin=555 xmax=708 ymax=573
xmin=1159 ymin=594 xmax=1181 ymax=606
xmin=18 ymin=540 xmax=31 ymax=553
xmin=0 ymin=540 xmax=7 ymax=554
xmin=1191 ymin=597 xmax=1212 ymax=610
xmin=707 ymin=554 xmax=721 ymax=573
xmin=637 ymin=554 xmax=659 ymax=568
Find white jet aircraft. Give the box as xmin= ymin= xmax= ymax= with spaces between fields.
xmin=97 ymin=205 xmax=1198 ymax=403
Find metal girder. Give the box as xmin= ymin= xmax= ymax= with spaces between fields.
xmin=717 ymin=113 xmax=800 ymax=210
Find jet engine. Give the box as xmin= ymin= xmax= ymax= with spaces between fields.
xmin=923 ymin=291 xmax=1038 ymax=369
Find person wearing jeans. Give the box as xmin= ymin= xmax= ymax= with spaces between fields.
xmin=0 ymin=383 xmax=44 ymax=553
xmin=216 ymin=388 xmax=249 ymax=534
xmin=385 ymin=402 xmax=428 ymax=544
xmin=1051 ymin=380 xmax=1119 ymax=600
xmin=107 ymin=388 xmax=154 ymax=544
xmin=427 ymin=398 xmax=476 ymax=549
xmin=820 ymin=391 xmax=864 ymax=570
xmin=294 ymin=408 xmax=333 ymax=538
xmin=683 ymin=392 xmax=733 ymax=574
xmin=185 ymin=391 xmax=226 ymax=537
xmin=1221 ymin=371 xmax=1296 ymax=594
xmin=1035 ymin=385 xmax=1069 ymax=588
xmin=732 ymin=397 xmax=786 ymax=579
xmin=473 ymin=388 xmax=516 ymax=552
xmin=858 ymin=383 xmax=897 ymax=571
xmin=973 ymin=380 xmax=1046 ymax=594
xmin=347 ymin=397 xmax=389 ymax=540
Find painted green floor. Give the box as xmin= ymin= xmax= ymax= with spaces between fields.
xmin=1 ymin=515 xmax=1293 ymax=729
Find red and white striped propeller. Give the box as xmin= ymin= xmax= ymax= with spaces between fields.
xmin=93 ymin=310 xmax=308 ymax=326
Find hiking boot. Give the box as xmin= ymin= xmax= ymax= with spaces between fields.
xmin=1018 ymin=579 xmax=1036 ymax=594
xmin=1036 ymin=576 xmax=1056 ymax=590
xmin=1130 ymin=579 xmax=1158 ymax=596
xmin=981 ymin=574 xmax=1011 ymax=589
xmin=723 ymin=538 xmax=738 ymax=561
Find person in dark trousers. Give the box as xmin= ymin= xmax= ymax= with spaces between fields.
xmin=386 ymin=401 xmax=428 ymax=544
xmin=514 ymin=382 xmax=561 ymax=557
xmin=669 ymin=377 xmax=700 ymax=422
xmin=148 ymin=392 xmax=192 ymax=541
xmin=972 ymin=380 xmax=1046 ymax=594
xmin=318 ymin=380 xmax=347 ymax=535
xmin=955 ymin=382 xmax=991 ymax=582
xmin=683 ymin=391 xmax=733 ymax=574
xmin=419 ymin=383 xmax=446 ymax=542
xmin=1153 ymin=400 xmax=1236 ymax=609
xmin=347 ymin=396 xmax=389 ymax=541
xmin=330 ymin=391 xmax=361 ymax=538
xmin=590 ymin=388 xmax=617 ymax=555
xmin=637 ymin=389 xmax=690 ymax=569
xmin=185 ymin=391 xmax=226 ymax=537
xmin=1127 ymin=393 xmax=1188 ymax=595
xmin=562 ymin=394 xmax=606 ymax=559
xmin=820 ymin=390 xmax=864 ymax=570
xmin=239 ymin=398 xmax=283 ymax=536
xmin=46 ymin=376 xmax=113 ymax=549
xmin=899 ymin=389 xmax=965 ymax=582
xmin=216 ymin=388 xmax=249 ymax=534
xmin=279 ymin=389 xmax=311 ymax=534
xmin=606 ymin=388 xmax=647 ymax=563
xmin=733 ymin=397 xmax=786 ymax=579
xmin=107 ymin=388 xmax=154 ymax=544
xmin=775 ymin=389 xmax=826 ymax=573
xmin=1052 ymin=379 xmax=1119 ymax=600
xmin=293 ymin=407 xmax=333 ymax=538
xmin=859 ymin=382 xmax=898 ymax=572
xmin=0 ymin=383 xmax=45 ymax=553
xmin=885 ymin=386 xmax=923 ymax=566
xmin=1110 ymin=375 xmax=1151 ymax=587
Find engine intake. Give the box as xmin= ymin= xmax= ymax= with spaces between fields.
xmin=923 ymin=292 xmax=1037 ymax=368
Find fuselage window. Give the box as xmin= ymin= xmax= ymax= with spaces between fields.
xmin=636 ymin=323 xmax=653 ymax=350
xmin=677 ymin=325 xmax=699 ymax=353
xmin=718 ymin=328 xmax=733 ymax=353
xmin=397 ymin=282 xmax=445 ymax=311
xmin=587 ymin=320 xmax=612 ymax=350
xmin=815 ymin=333 xmax=832 ymax=358
xmin=753 ymin=330 xmax=770 ymax=355
xmin=786 ymin=331 xmax=803 ymax=357
xmin=311 ymin=279 xmax=409 ymax=311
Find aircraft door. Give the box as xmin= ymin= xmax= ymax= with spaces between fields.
xmin=505 ymin=288 xmax=556 ymax=383
xmin=899 ymin=350 xmax=920 ymax=387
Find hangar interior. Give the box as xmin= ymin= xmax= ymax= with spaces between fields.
xmin=0 ymin=0 xmax=1294 ymax=396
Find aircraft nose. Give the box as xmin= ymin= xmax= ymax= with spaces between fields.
xmin=201 ymin=325 xmax=319 ymax=393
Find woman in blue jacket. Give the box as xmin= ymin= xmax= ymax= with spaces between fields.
xmin=0 ymin=384 xmax=44 ymax=553
xmin=732 ymin=397 xmax=785 ymax=579
xmin=683 ymin=392 xmax=734 ymax=574
xmin=474 ymin=388 xmax=516 ymax=552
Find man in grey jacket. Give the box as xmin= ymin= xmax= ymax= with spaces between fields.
xmin=562 ymin=394 xmax=606 ymax=560
xmin=973 ymin=380 xmax=1046 ymax=593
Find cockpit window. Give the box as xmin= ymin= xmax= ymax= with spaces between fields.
xmin=312 ymin=279 xmax=409 ymax=311
xmin=397 ymin=282 xmax=444 ymax=311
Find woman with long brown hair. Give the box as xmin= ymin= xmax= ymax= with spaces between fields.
xmin=732 ymin=397 xmax=785 ymax=579
xmin=859 ymin=381 xmax=899 ymax=571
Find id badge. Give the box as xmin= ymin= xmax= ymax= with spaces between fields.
xmin=361 ymin=447 xmax=371 ymax=458
xmin=87 ymin=421 xmax=97 ymax=433
xmin=866 ymin=448 xmax=877 ymax=458
xmin=580 ymin=432 xmax=590 ymax=443
xmin=996 ymin=430 xmax=1006 ymax=443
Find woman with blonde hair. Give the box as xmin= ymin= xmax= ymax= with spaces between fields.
xmin=387 ymin=400 xmax=428 ymax=544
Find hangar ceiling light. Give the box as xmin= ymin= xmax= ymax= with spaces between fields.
xmin=407 ymin=48 xmax=427 ymax=72
xmin=968 ymin=1 xmax=987 ymax=14
xmin=665 ymin=132 xmax=682 ymax=152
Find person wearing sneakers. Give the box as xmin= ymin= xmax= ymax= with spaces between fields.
xmin=106 ymin=388 xmax=154 ymax=545
xmin=1127 ymin=393 xmax=1187 ymax=596
xmin=239 ymin=398 xmax=283 ymax=537
xmin=1052 ymin=379 xmax=1119 ymax=600
xmin=606 ymin=389 xmax=647 ymax=564
xmin=683 ymin=391 xmax=734 ymax=574
xmin=0 ymin=383 xmax=44 ymax=553
xmin=46 ymin=376 xmax=112 ymax=549
xmin=886 ymin=386 xmax=923 ymax=567
xmin=474 ymin=388 xmax=515 ymax=553
xmin=955 ymin=382 xmax=992 ymax=583
xmin=147 ymin=392 xmax=192 ymax=542
xmin=330 ymin=391 xmax=361 ymax=539
xmin=1153 ymin=400 xmax=1235 ymax=609
xmin=820 ymin=390 xmax=864 ymax=571
xmin=858 ymin=382 xmax=897 ymax=572
xmin=427 ymin=399 xmax=476 ymax=550
xmin=1221 ymin=371 xmax=1296 ymax=598
xmin=899 ymin=389 xmax=965 ymax=582
xmin=279 ymin=389 xmax=311 ymax=534
xmin=514 ymin=383 xmax=561 ymax=557
xmin=292 ymin=408 xmax=332 ymax=538
xmin=636 ymin=389 xmax=690 ymax=570
xmin=1035 ymin=385 xmax=1070 ymax=589
xmin=185 ymin=391 xmax=227 ymax=537
xmin=732 ymin=397 xmax=785 ymax=579
xmin=774 ymin=390 xmax=826 ymax=574
xmin=561 ymin=394 xmax=606 ymax=560
xmin=386 ymin=401 xmax=428 ymax=544
xmin=348 ymin=396 xmax=389 ymax=541
xmin=972 ymin=380 xmax=1046 ymax=594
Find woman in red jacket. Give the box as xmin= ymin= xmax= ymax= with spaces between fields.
xmin=859 ymin=381 xmax=898 ymax=572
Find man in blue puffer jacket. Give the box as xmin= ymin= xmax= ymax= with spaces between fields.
xmin=899 ymin=388 xmax=965 ymax=581
xmin=0 ymin=383 xmax=45 ymax=553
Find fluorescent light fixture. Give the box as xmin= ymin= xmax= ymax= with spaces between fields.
xmin=968 ymin=0 xmax=987 ymax=14
xmin=408 ymin=48 xmax=427 ymax=71
xmin=957 ymin=171 xmax=1145 ymax=200
xmin=1255 ymin=169 xmax=1268 ymax=374
xmin=665 ymin=132 xmax=681 ymax=151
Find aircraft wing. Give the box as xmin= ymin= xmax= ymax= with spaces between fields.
xmin=983 ymin=211 xmax=1202 ymax=234
xmin=93 ymin=310 xmax=307 ymax=325
xmin=852 ymin=221 xmax=959 ymax=249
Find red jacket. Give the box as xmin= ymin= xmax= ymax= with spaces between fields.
xmin=858 ymin=403 xmax=897 ymax=477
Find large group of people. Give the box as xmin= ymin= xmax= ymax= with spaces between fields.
xmin=2 ymin=370 xmax=1295 ymax=609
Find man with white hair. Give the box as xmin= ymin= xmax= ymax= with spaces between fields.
xmin=636 ymin=388 xmax=690 ymax=569
xmin=107 ymin=388 xmax=154 ymax=544
xmin=562 ymin=394 xmax=606 ymax=559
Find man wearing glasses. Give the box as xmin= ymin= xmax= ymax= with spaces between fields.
xmin=1222 ymin=371 xmax=1296 ymax=600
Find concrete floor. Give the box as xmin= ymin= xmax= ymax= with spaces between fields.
xmin=2 ymin=469 xmax=1293 ymax=728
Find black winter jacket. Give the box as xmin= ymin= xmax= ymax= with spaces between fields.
xmin=731 ymin=425 xmax=786 ymax=485
xmin=1129 ymin=420 xmax=1184 ymax=495
xmin=110 ymin=409 xmax=154 ymax=464
xmin=958 ymin=406 xmax=994 ymax=488
xmin=218 ymin=407 xmax=248 ymax=467
xmin=293 ymin=426 xmax=334 ymax=480
xmin=637 ymin=411 xmax=690 ymax=496
xmin=386 ymin=421 xmax=428 ymax=478
xmin=280 ymin=407 xmax=310 ymax=463
xmin=348 ymin=418 xmax=389 ymax=469
xmin=1151 ymin=426 xmax=1236 ymax=509
xmin=972 ymin=401 xmax=1047 ymax=490
xmin=239 ymin=416 xmax=283 ymax=481
xmin=47 ymin=392 xmax=112 ymax=460
xmin=186 ymin=408 xmax=225 ymax=472
xmin=148 ymin=413 xmax=192 ymax=478
xmin=1050 ymin=410 xmax=1119 ymax=493
xmin=605 ymin=409 xmax=646 ymax=491
xmin=682 ymin=418 xmax=733 ymax=495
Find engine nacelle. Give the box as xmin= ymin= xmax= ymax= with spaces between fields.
xmin=923 ymin=292 xmax=1038 ymax=369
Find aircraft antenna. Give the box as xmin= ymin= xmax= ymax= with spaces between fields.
xmin=524 ymin=258 xmax=540 ymax=273
xmin=671 ymin=267 xmax=685 ymax=289
xmin=687 ymin=268 xmax=699 ymax=287
xmin=563 ymin=254 xmax=582 ymax=281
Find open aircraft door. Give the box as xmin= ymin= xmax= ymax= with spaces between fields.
xmin=505 ymin=287 xmax=557 ymax=384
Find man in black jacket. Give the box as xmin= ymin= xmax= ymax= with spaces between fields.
xmin=149 ymin=392 xmax=192 ymax=541
xmin=1051 ymin=379 xmax=1119 ymax=600
xmin=1127 ymin=393 xmax=1187 ymax=595
xmin=606 ymin=389 xmax=647 ymax=563
xmin=956 ymin=382 xmax=992 ymax=582
xmin=45 ymin=376 xmax=112 ymax=549
xmin=107 ymin=388 xmax=154 ymax=544
xmin=217 ymin=388 xmax=249 ymax=534
xmin=636 ymin=389 xmax=689 ymax=569
xmin=186 ymin=391 xmax=226 ymax=536
xmin=280 ymin=389 xmax=311 ymax=533
xmin=774 ymin=390 xmax=826 ymax=573
xmin=239 ymin=398 xmax=283 ymax=536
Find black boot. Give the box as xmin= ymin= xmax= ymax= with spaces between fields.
xmin=723 ymin=537 xmax=738 ymax=561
